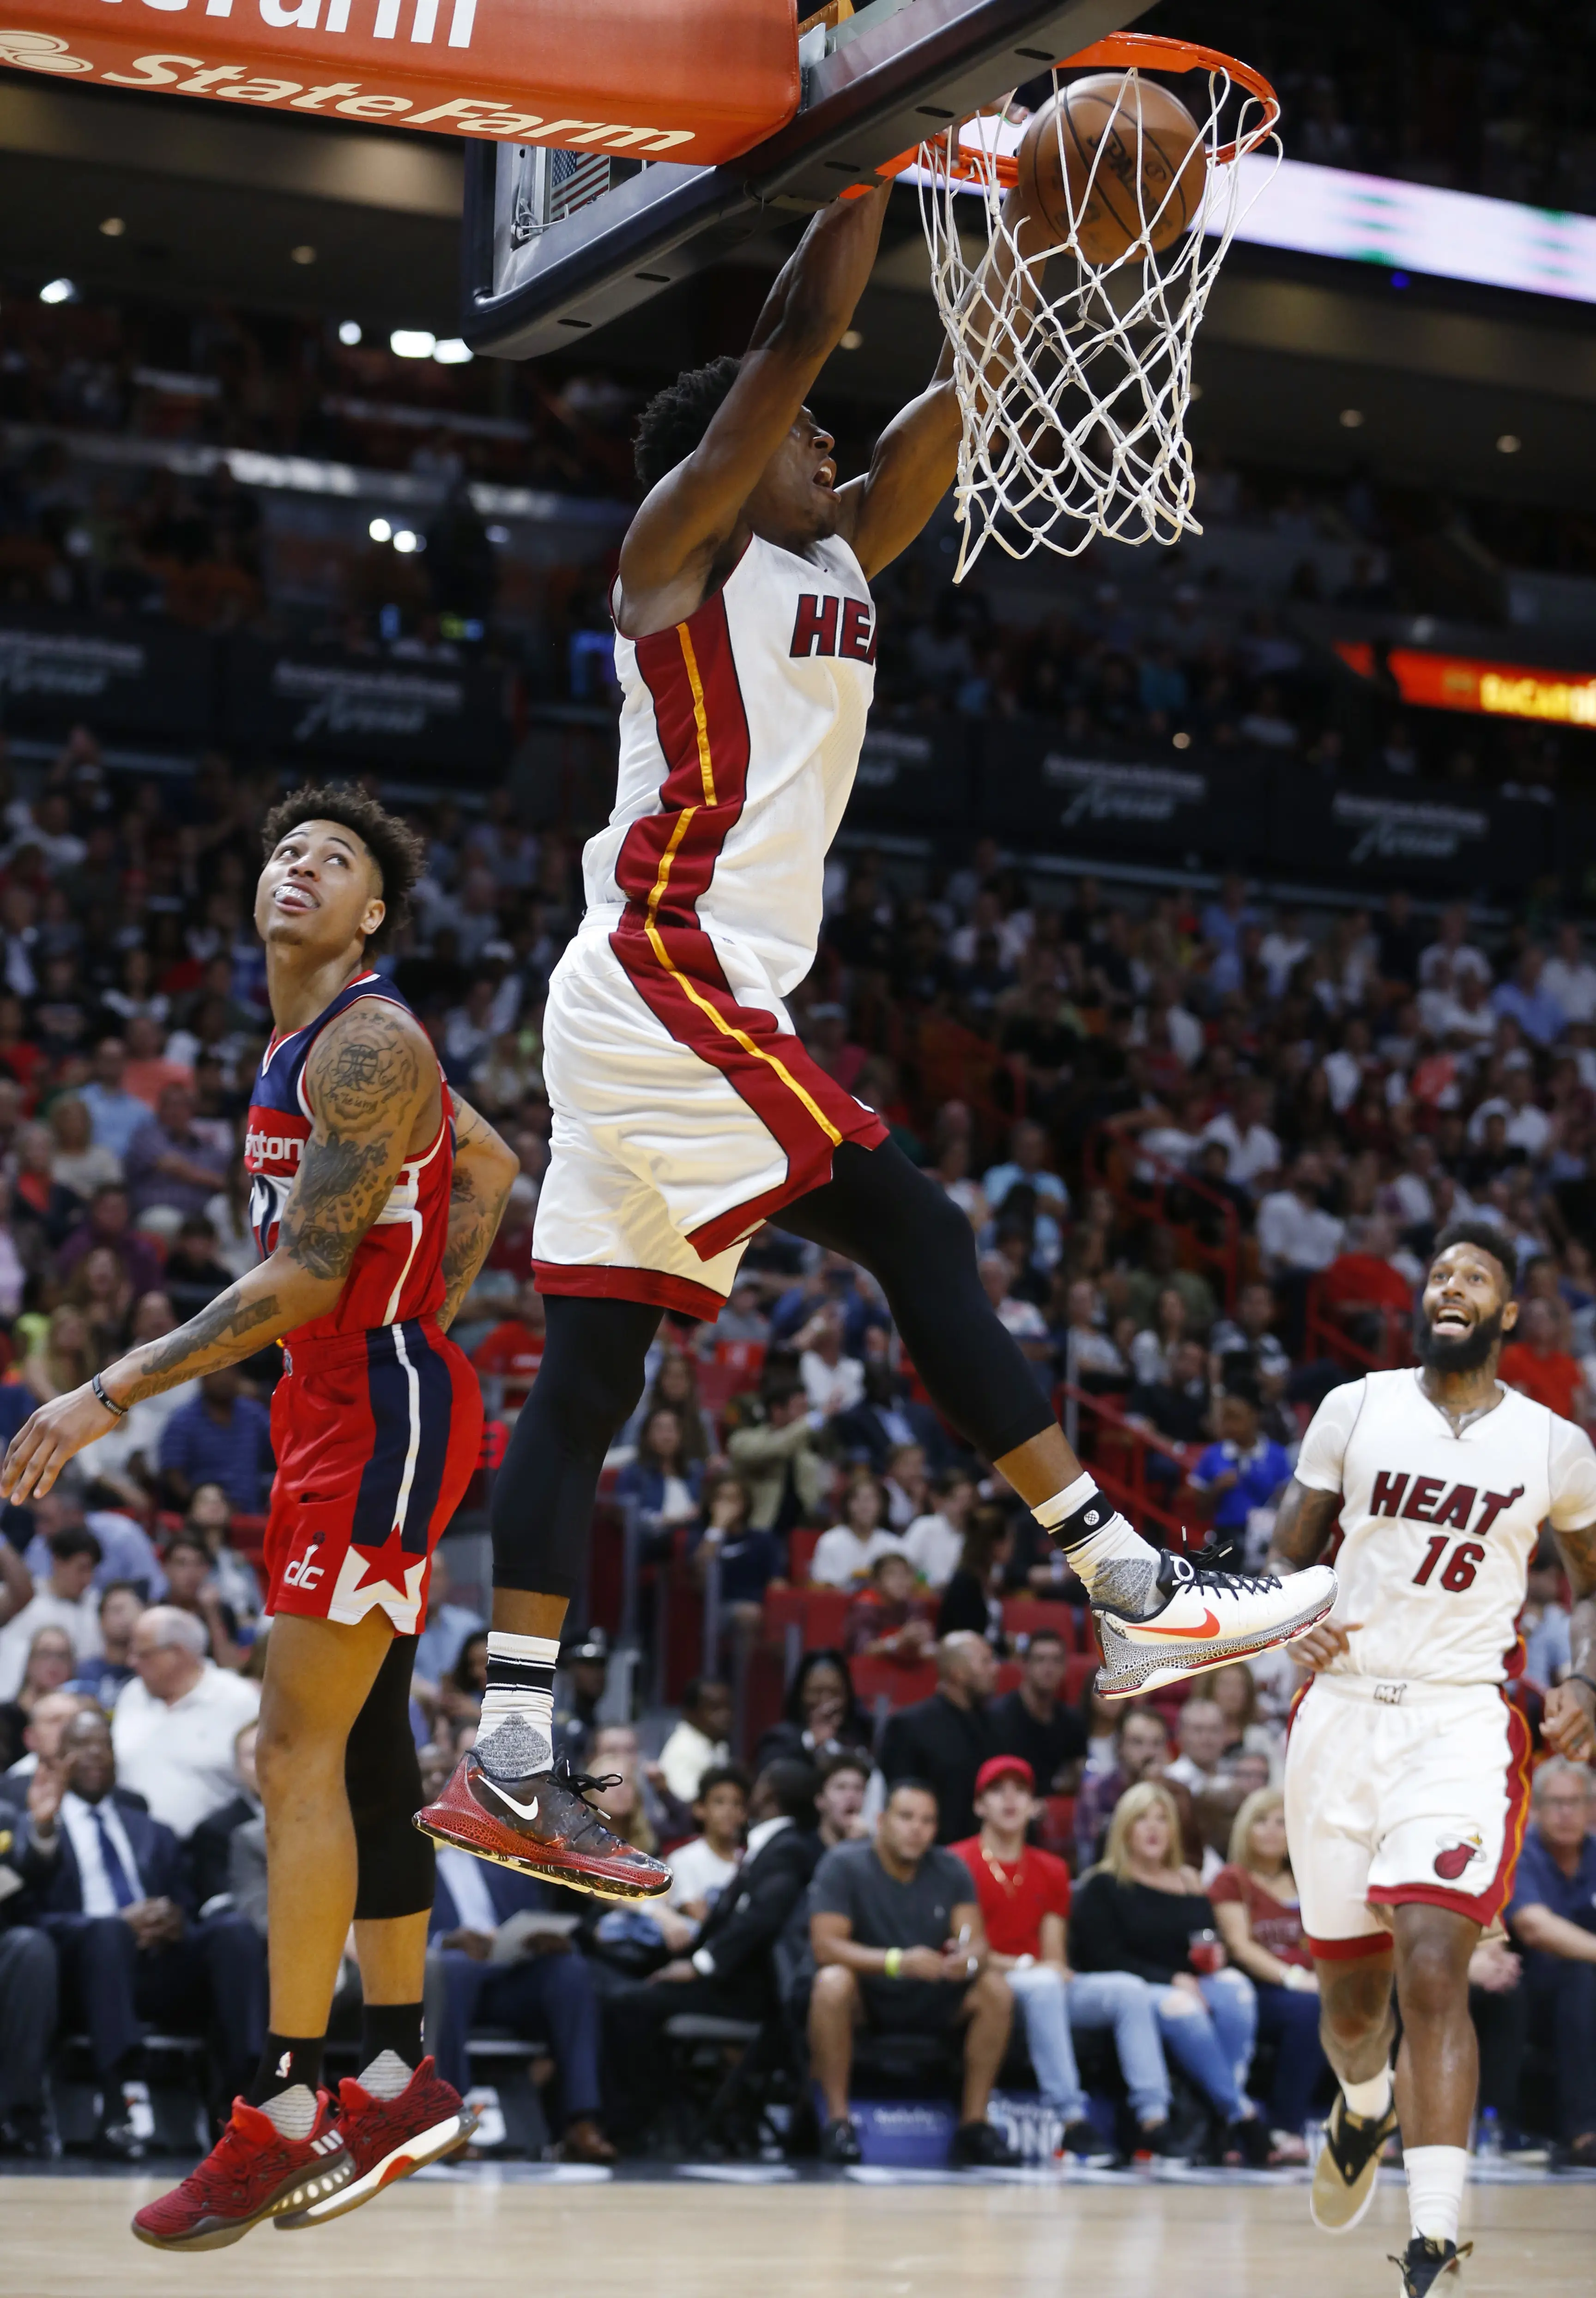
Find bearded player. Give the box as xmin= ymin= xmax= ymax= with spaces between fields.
xmin=1266 ymin=1221 xmax=1596 ymax=2297
xmin=1 ymin=786 xmax=524 ymax=2249
xmin=416 ymin=181 xmax=1336 ymax=1883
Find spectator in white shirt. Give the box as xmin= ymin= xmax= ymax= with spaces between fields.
xmin=810 ymin=1475 xmax=907 ymax=1588
xmin=1543 ymin=923 xmax=1596 ymax=1028
xmin=1162 ymin=1697 xmax=1228 ymax=1796
xmin=1200 ymin=1080 xmax=1281 ymax=1195
xmin=111 ymin=1607 xmax=260 ymax=1838
xmin=1418 ymin=905 xmax=1492 ymax=992
xmin=798 ymin=1301 xmax=865 ymax=1419
xmin=980 ymin=1252 xmax=1052 ymax=1360
xmin=0 ymin=1523 xmax=103 ymax=1702
xmin=903 ymin=1470 xmax=978 ymax=1591
xmin=1058 ymin=1277 xmax=1127 ymax=1381
xmin=664 ymin=1765 xmax=748 ymax=1916
xmin=1258 ymin=909 xmax=1311 ymax=999
xmin=1256 ymin=1154 xmax=1344 ymax=1277
xmin=1469 ymin=1062 xmax=1552 ymax=1160
xmin=653 ymin=1679 xmax=733 ymax=1806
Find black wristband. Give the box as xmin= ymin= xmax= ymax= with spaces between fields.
xmin=91 ymin=1373 xmax=128 ymax=1420
xmin=1569 ymin=1672 xmax=1596 ymax=1701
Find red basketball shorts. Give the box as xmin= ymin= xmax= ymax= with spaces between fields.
xmin=264 ymin=1318 xmax=484 ymax=1636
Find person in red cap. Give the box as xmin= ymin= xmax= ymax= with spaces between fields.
xmin=952 ymin=1754 xmax=1184 ymax=2163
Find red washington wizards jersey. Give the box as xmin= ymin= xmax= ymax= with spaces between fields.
xmin=245 ymin=971 xmax=452 ymax=1342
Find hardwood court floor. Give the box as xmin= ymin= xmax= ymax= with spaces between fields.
xmin=4 ymin=2173 xmax=1591 ymax=2298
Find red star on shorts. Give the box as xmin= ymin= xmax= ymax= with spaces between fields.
xmin=350 ymin=1524 xmax=418 ymax=1597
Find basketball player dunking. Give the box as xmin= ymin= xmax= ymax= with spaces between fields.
xmin=1 ymin=787 xmax=520 ymax=2249
xmin=416 ymin=181 xmax=1336 ymax=1884
xmin=1267 ymin=1222 xmax=1596 ymax=2298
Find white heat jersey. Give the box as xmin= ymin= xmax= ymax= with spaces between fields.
xmin=1294 ymin=1367 xmax=1596 ymax=1687
xmin=580 ymin=532 xmax=876 ymax=998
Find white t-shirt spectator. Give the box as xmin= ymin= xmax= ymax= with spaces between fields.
xmin=1468 ymin=1095 xmax=1552 ymax=1159
xmin=666 ymin=1834 xmax=741 ymax=1911
xmin=1544 ymin=950 xmax=1596 ymax=1026
xmin=1257 ymin=1189 xmax=1344 ymax=1274
xmin=799 ymin=1349 xmax=864 ymax=1418
xmin=1200 ymin=1114 xmax=1281 ymax=1191
xmin=901 ymin=1511 xmax=966 ymax=1589
xmin=655 ymin=1717 xmax=730 ymax=1806
xmin=0 ymin=1586 xmax=103 ymax=1702
xmin=1420 ymin=938 xmax=1491 ymax=991
xmin=111 ymin=1663 xmax=260 ymax=1838
xmin=809 ymin=1526 xmax=907 ymax=1588
xmin=1259 ymin=929 xmax=1310 ymax=998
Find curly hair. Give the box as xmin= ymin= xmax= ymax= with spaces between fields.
xmin=632 ymin=355 xmax=742 ymax=490
xmin=259 ymin=782 xmax=426 ymax=952
xmin=1431 ymin=1217 xmax=1516 ymax=1292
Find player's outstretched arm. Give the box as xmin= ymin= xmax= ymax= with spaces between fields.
xmin=1544 ymin=1517 xmax=1596 ymax=1763
xmin=0 ymin=1000 xmax=433 ymax=1503
xmin=438 ymin=1093 xmax=518 ymax=1332
xmin=837 ymin=188 xmax=1050 ymax=576
xmin=618 ymin=184 xmax=892 ymax=616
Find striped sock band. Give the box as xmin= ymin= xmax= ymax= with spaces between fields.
xmin=477 ymin=1632 xmax=558 ymax=1778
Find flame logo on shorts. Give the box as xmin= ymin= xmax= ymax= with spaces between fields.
xmin=1433 ymin=1832 xmax=1484 ymax=1882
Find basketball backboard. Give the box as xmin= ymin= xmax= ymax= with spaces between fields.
xmin=459 ymin=0 xmax=1151 ymax=360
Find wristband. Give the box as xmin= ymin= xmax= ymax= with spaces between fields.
xmin=1569 ymin=1672 xmax=1596 ymax=1701
xmin=883 ymin=1947 xmax=903 ymax=1979
xmin=91 ymin=1373 xmax=128 ymax=1420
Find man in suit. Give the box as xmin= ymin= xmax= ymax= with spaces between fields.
xmin=875 ymin=1632 xmax=995 ymax=1844
xmin=427 ymin=1846 xmax=611 ymax=2162
xmin=831 ymin=1363 xmax=947 ymax=1477
xmin=600 ymin=1757 xmax=830 ymax=2144
xmin=18 ymin=1707 xmax=265 ymax=2147
xmin=187 ymin=1720 xmax=260 ymax=1910
xmin=0 ymin=1789 xmax=57 ymax=2156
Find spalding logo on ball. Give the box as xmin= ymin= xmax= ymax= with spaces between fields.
xmin=1432 ymin=1833 xmax=1484 ymax=1882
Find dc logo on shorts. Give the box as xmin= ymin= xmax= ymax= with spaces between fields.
xmin=1433 ymin=1832 xmax=1483 ymax=1882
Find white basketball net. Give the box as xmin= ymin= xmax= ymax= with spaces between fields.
xmin=917 ymin=65 xmax=1280 ymax=577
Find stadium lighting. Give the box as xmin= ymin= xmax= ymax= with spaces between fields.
xmin=369 ymin=518 xmax=393 ymax=544
xmin=99 ymin=218 xmax=125 ymax=238
xmin=1339 ymin=408 xmax=1365 ymax=429
xmin=432 ymin=338 xmax=474 ymax=364
xmin=339 ymin=321 xmax=363 ymax=346
xmin=39 ymin=279 xmax=76 ymax=305
xmin=291 ymin=245 xmax=317 ymax=266
xmin=393 ymin=530 xmax=419 ymax=553
xmin=390 ymin=329 xmax=436 ymax=359
xmin=1497 ymin=434 xmax=1522 ymax=454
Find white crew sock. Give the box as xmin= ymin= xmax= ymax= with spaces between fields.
xmin=476 ymin=1631 xmax=559 ymax=1778
xmin=257 ymin=2085 xmax=318 ymax=2141
xmin=1342 ymin=2068 xmax=1394 ymax=2123
xmin=1405 ymin=2144 xmax=1466 ymax=2247
xmin=1033 ymin=1475 xmax=1161 ymax=1616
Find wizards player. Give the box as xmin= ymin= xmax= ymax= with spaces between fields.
xmin=0 ymin=787 xmax=653 ymax=2245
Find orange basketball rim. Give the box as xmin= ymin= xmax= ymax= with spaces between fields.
xmin=0 ymin=0 xmax=800 ymax=167
xmin=866 ymin=31 xmax=1281 ymax=188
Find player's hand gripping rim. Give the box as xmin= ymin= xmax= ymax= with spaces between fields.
xmin=0 ymin=1380 xmax=124 ymax=1504
xmin=1289 ymin=1617 xmax=1365 ymax=1674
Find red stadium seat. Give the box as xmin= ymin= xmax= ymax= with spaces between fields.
xmin=1064 ymin=1653 xmax=1097 ymax=1705
xmin=1000 ymin=1598 xmax=1078 ymax=1651
xmin=851 ymin=1656 xmax=937 ymax=1710
xmin=802 ymin=1589 xmax=851 ymax=1651
xmin=993 ymin=1660 xmax=1024 ymax=1696
xmin=790 ymin=1529 xmax=821 ymax=1584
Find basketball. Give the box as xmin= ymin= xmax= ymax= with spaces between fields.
xmin=1016 ymin=73 xmax=1207 ymax=264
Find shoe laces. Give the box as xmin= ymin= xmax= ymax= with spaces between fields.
xmin=1164 ymin=1553 xmax=1279 ymax=1601
xmin=549 ymin=1756 xmax=627 ymax=1843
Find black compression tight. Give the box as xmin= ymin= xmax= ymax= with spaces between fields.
xmin=346 ymin=1633 xmax=435 ymax=1920
xmin=489 ymin=1142 xmax=1055 ymax=1600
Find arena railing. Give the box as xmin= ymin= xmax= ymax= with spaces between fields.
xmin=1081 ymin=1124 xmax=1243 ymax=1312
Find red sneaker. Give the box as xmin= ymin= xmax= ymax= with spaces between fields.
xmin=275 ymin=2057 xmax=475 ymax=2228
xmin=131 ymin=2095 xmax=351 ymax=2251
xmin=414 ymin=1749 xmax=671 ymax=1899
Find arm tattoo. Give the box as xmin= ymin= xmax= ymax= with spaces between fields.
xmin=116 ymin=1285 xmax=283 ymax=1403
xmin=438 ymin=1094 xmax=516 ymax=1331
xmin=280 ymin=1004 xmax=430 ymax=1284
xmin=1267 ymin=1479 xmax=1342 ymax=1572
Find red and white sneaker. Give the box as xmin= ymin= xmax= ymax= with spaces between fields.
xmin=415 ymin=1748 xmax=671 ymax=1899
xmin=131 ymin=2095 xmax=351 ymax=2250
xmin=1095 ymin=1553 xmax=1338 ymax=1699
xmin=275 ymin=2056 xmax=475 ymax=2228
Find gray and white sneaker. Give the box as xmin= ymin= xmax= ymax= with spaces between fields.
xmin=1095 ymin=1552 xmax=1337 ymax=1700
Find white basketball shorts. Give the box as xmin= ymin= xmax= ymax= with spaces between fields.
xmin=531 ymin=919 xmax=885 ymax=1318
xmin=1283 ymin=1673 xmax=1532 ymax=1958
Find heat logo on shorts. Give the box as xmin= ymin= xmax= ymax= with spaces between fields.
xmin=1432 ymin=1832 xmax=1484 ymax=1881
